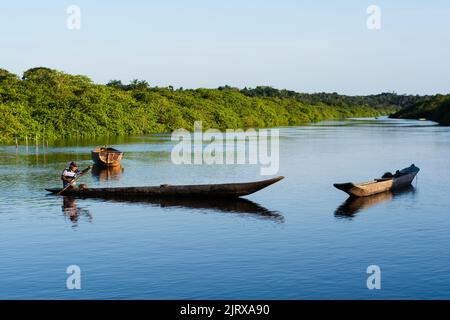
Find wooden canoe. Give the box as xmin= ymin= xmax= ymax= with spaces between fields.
xmin=91 ymin=147 xmax=123 ymax=167
xmin=46 ymin=176 xmax=285 ymax=198
xmin=333 ymin=164 xmax=419 ymax=197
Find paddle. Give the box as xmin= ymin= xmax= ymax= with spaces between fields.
xmin=57 ymin=166 xmax=92 ymax=195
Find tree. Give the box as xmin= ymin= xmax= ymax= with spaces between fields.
xmin=127 ymin=79 xmax=149 ymax=90
xmin=106 ymin=79 xmax=124 ymax=89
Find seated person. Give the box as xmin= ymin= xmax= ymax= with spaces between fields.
xmin=61 ymin=162 xmax=80 ymax=188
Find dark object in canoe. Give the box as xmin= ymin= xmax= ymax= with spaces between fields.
xmin=91 ymin=147 xmax=123 ymax=167
xmin=333 ymin=164 xmax=419 ymax=197
xmin=46 ymin=176 xmax=285 ymax=198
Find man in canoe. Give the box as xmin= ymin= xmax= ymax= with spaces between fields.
xmin=61 ymin=162 xmax=92 ymax=189
xmin=61 ymin=162 xmax=81 ymax=188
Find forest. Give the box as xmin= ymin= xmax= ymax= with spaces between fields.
xmin=0 ymin=67 xmax=426 ymax=144
xmin=390 ymin=94 xmax=450 ymax=125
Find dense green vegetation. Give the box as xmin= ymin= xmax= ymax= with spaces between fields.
xmin=0 ymin=67 xmax=406 ymax=144
xmin=238 ymin=86 xmax=431 ymax=109
xmin=390 ymin=94 xmax=450 ymax=125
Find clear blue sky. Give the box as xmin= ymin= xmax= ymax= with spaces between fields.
xmin=1 ymin=0 xmax=449 ymax=95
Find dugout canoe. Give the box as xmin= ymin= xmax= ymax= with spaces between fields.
xmin=333 ymin=164 xmax=419 ymax=197
xmin=46 ymin=176 xmax=285 ymax=198
xmin=91 ymin=147 xmax=123 ymax=167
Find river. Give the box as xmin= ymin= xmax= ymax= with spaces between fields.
xmin=0 ymin=117 xmax=449 ymax=299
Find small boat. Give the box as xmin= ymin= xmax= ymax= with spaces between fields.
xmin=46 ymin=176 xmax=285 ymax=198
xmin=333 ymin=164 xmax=419 ymax=197
xmin=91 ymin=147 xmax=123 ymax=167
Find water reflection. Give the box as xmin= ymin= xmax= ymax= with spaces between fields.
xmin=334 ymin=186 xmax=416 ymax=219
xmin=75 ymin=196 xmax=283 ymax=223
xmin=149 ymin=197 xmax=284 ymax=223
xmin=62 ymin=196 xmax=93 ymax=227
xmin=91 ymin=164 xmax=124 ymax=181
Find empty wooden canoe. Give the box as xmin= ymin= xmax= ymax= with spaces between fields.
xmin=91 ymin=147 xmax=123 ymax=167
xmin=46 ymin=176 xmax=285 ymax=198
xmin=333 ymin=164 xmax=419 ymax=197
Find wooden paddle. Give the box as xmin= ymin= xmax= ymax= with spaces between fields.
xmin=57 ymin=166 xmax=92 ymax=195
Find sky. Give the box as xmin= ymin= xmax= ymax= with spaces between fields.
xmin=1 ymin=0 xmax=450 ymax=95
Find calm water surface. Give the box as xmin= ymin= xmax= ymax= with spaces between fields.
xmin=1 ymin=117 xmax=449 ymax=299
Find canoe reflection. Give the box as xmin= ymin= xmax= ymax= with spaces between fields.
xmin=62 ymin=196 xmax=93 ymax=226
xmin=97 ymin=196 xmax=284 ymax=223
xmin=334 ymin=186 xmax=415 ymax=218
xmin=91 ymin=164 xmax=123 ymax=181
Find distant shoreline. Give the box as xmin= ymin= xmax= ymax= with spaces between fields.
xmin=389 ymin=94 xmax=450 ymax=126
xmin=5 ymin=116 xmax=437 ymax=148
xmin=2 ymin=67 xmax=433 ymax=145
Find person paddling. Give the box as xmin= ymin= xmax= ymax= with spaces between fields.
xmin=61 ymin=162 xmax=81 ymax=188
xmin=61 ymin=162 xmax=93 ymax=188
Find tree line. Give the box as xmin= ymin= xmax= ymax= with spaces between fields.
xmin=390 ymin=94 xmax=450 ymax=125
xmin=0 ymin=67 xmax=415 ymax=144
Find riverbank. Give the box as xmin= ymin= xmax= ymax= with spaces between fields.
xmin=1 ymin=67 xmax=402 ymax=144
xmin=390 ymin=94 xmax=450 ymax=125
